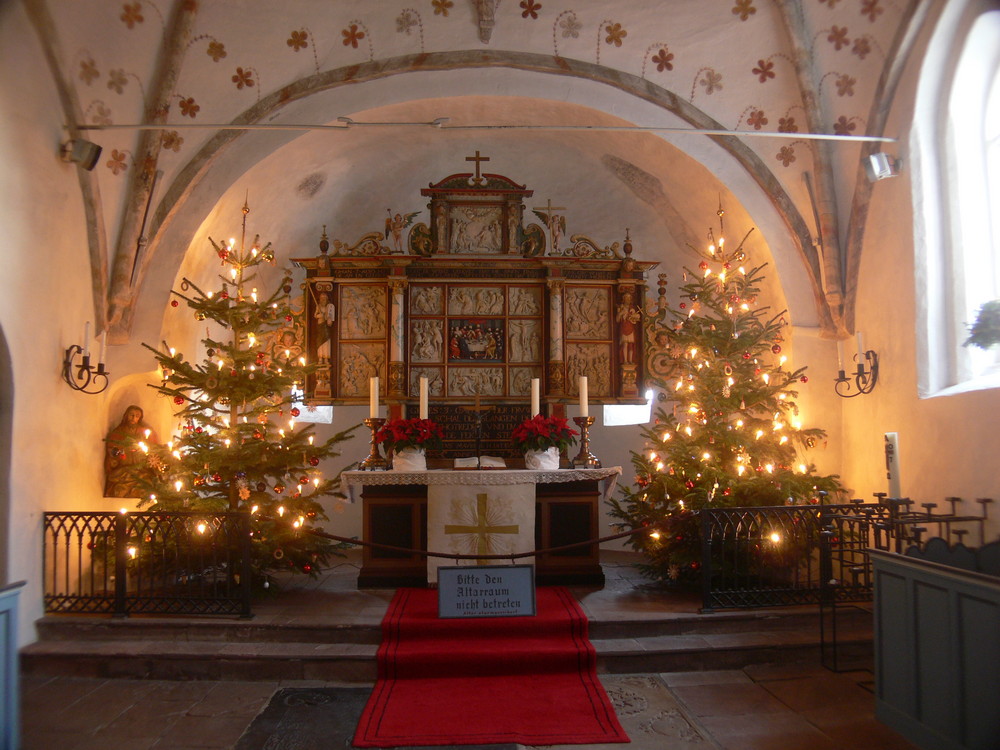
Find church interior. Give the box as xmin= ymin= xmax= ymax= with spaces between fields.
xmin=2 ymin=0 xmax=999 ymax=748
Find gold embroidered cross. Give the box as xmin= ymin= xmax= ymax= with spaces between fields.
xmin=444 ymin=492 xmax=519 ymax=565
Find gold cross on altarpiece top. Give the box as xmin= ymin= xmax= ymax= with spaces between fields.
xmin=466 ymin=150 xmax=490 ymax=185
xmin=444 ymin=493 xmax=519 ymax=566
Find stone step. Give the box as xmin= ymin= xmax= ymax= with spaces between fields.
xmin=33 ymin=604 xmax=871 ymax=644
xmin=20 ymin=621 xmax=872 ymax=682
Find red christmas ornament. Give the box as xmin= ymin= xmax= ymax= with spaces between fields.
xmin=302 ymin=564 xmax=312 ymax=573
xmin=274 ymin=484 xmax=285 ymax=494
xmin=742 ymin=352 xmax=751 ymax=359
xmin=309 ymin=456 xmax=320 ymax=466
xmin=679 ymin=302 xmax=686 ymax=309
xmin=212 ymin=473 xmax=222 ymax=482
xmin=290 ymin=407 xmax=301 ymax=417
xmin=285 ymin=314 xmax=293 ymax=322
xmin=800 ymin=375 xmax=809 ymax=383
xmin=299 ymin=476 xmax=309 ymax=485
xmin=771 ymin=344 xmax=782 ymax=354
xmin=173 ymin=395 xmax=184 ymax=405
xmin=170 ymin=299 xmax=179 ymax=307
xmin=220 ymin=291 xmax=229 ymax=300
xmin=723 ymin=262 xmax=731 ymax=270
xmin=698 ymin=260 xmax=709 ymax=270
xmin=685 ymin=480 xmax=695 ymax=489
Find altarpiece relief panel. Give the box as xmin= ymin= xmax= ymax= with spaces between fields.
xmin=293 ymin=158 xmax=657 ymax=417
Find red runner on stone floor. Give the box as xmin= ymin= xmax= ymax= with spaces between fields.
xmin=353 ymin=586 xmax=629 ymax=748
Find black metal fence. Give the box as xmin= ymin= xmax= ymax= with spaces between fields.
xmin=43 ymin=511 xmax=253 ymax=617
xmin=700 ymin=502 xmax=895 ymax=611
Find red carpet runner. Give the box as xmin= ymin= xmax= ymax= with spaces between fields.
xmin=353 ymin=586 xmax=629 ymax=747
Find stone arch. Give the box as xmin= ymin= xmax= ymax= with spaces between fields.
xmin=112 ymin=51 xmax=828 ymax=342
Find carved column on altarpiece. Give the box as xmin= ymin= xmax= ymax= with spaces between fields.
xmin=388 ymin=278 xmax=408 ymax=398
xmin=616 ymin=282 xmax=642 ymax=398
xmin=546 ymin=278 xmax=565 ymax=395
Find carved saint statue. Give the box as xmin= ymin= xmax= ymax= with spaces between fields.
xmin=104 ymin=405 xmax=159 ymax=498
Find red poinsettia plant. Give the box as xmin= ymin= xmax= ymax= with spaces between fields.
xmin=511 ymin=414 xmax=578 ymax=453
xmin=374 ymin=418 xmax=445 ymax=452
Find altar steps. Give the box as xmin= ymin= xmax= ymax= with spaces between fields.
xmin=21 ymin=605 xmax=872 ymax=682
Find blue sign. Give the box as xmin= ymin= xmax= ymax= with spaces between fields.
xmin=437 ymin=565 xmax=536 ymax=618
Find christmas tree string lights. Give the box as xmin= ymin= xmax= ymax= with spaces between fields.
xmin=130 ymin=199 xmax=356 ymax=583
xmin=608 ymin=205 xmax=842 ymax=584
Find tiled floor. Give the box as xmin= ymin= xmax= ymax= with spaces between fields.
xmin=20 ymin=666 xmax=918 ymax=750
xmin=17 ymin=551 xmax=919 ymax=750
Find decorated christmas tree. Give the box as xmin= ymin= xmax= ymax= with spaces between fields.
xmin=135 ymin=201 xmax=356 ymax=583
xmin=608 ymin=206 xmax=842 ymax=583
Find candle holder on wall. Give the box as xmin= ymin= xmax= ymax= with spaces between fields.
xmin=359 ymin=417 xmax=388 ymax=471
xmin=834 ymin=349 xmax=879 ymax=398
xmin=62 ymin=344 xmax=110 ymax=394
xmin=570 ymin=416 xmax=601 ymax=469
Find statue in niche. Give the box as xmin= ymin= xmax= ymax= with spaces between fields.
xmin=616 ymin=290 xmax=642 ymax=364
xmin=104 ymin=405 xmax=160 ymax=498
xmin=312 ymin=291 xmax=336 ymax=363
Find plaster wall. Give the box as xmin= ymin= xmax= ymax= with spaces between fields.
xmin=0 ymin=4 xmax=110 ymax=645
xmin=844 ymin=19 xmax=1000 ymax=542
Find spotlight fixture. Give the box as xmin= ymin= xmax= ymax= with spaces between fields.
xmin=865 ymin=152 xmax=901 ymax=182
xmin=60 ymin=139 xmax=102 ymax=171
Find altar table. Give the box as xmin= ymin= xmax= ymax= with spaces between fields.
xmin=342 ymin=468 xmax=621 ymax=587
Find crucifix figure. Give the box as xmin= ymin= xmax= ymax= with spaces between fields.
xmin=466 ymin=150 xmax=490 ymax=186
xmin=444 ymin=493 xmax=519 ymax=565
xmin=460 ymin=395 xmax=494 ymax=468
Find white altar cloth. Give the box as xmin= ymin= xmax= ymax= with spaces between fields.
xmin=341 ymin=467 xmax=622 ymax=503
xmin=343 ymin=468 xmax=622 ymax=582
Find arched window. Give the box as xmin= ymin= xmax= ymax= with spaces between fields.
xmin=914 ymin=2 xmax=1000 ymax=396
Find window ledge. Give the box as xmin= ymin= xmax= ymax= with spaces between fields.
xmin=928 ymin=369 xmax=1000 ymax=398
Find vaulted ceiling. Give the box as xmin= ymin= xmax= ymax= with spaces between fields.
xmin=26 ymin=0 xmax=931 ymax=355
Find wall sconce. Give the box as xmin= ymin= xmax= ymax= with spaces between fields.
xmin=62 ymin=322 xmax=109 ymax=394
xmin=60 ymin=139 xmax=102 ymax=171
xmin=864 ymin=152 xmax=901 ymax=182
xmin=834 ymin=333 xmax=879 ymax=398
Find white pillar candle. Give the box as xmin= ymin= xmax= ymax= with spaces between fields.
xmin=530 ymin=378 xmax=540 ymax=417
xmin=419 ymin=376 xmax=428 ymax=420
xmin=98 ymin=331 xmax=107 ymax=363
xmin=579 ymin=375 xmax=588 ymax=417
xmin=369 ymin=376 xmax=379 ymax=418
xmin=855 ymin=331 xmax=865 ymax=370
xmin=836 ymin=340 xmax=844 ymax=372
xmin=884 ymin=432 xmax=901 ymax=499
xmin=83 ymin=321 xmax=90 ymax=357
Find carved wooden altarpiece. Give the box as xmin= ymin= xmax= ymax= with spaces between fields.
xmin=292 ymin=159 xmax=657 ymax=457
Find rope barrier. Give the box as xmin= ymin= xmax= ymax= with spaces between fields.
xmin=304 ymin=525 xmax=651 ymax=561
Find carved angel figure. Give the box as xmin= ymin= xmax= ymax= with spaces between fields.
xmin=385 ymin=209 xmax=420 ymax=253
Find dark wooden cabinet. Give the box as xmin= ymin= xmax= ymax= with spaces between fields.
xmin=358 ymin=479 xmax=605 ymax=588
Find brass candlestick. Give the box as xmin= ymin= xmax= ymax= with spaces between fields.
xmin=570 ymin=416 xmax=601 ymax=469
xmin=359 ymin=417 xmax=388 ymax=471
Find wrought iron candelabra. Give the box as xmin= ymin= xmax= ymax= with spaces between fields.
xmin=570 ymin=416 xmax=601 ymax=469
xmin=834 ymin=349 xmax=879 ymax=398
xmin=62 ymin=344 xmax=109 ymax=394
xmin=359 ymin=417 xmax=388 ymax=471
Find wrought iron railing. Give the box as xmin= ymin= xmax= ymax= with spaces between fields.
xmin=701 ymin=502 xmax=895 ymax=611
xmin=43 ymin=511 xmax=253 ymax=617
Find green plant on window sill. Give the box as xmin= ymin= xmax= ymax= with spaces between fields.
xmin=964 ymin=299 xmax=1000 ymax=349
